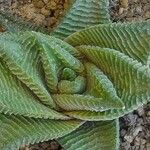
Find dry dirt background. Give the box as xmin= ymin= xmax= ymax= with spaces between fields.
xmin=0 ymin=0 xmax=150 ymax=150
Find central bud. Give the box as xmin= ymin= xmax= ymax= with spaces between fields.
xmin=61 ymin=68 xmax=77 ymax=81
xmin=58 ymin=67 xmax=86 ymax=94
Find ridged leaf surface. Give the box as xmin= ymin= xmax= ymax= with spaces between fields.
xmin=51 ymin=0 xmax=110 ymax=39
xmin=66 ymin=21 xmax=150 ymax=65
xmin=0 ymin=114 xmax=83 ymax=150
xmin=58 ymin=120 xmax=119 ymax=150
xmin=0 ymin=60 xmax=69 ymax=119
xmin=0 ymin=20 xmax=149 ymax=150
xmin=53 ymin=94 xmax=123 ymax=112
xmin=64 ymin=46 xmax=150 ymax=120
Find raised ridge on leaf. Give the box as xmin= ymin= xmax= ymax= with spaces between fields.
xmin=65 ymin=21 xmax=150 ymax=65
xmin=58 ymin=120 xmax=119 ymax=150
xmin=63 ymin=46 xmax=150 ymax=120
xmin=0 ymin=60 xmax=69 ymax=119
xmin=0 ymin=33 xmax=56 ymax=107
xmin=85 ymin=62 xmax=124 ymax=108
xmin=0 ymin=19 xmax=149 ymax=150
xmin=51 ymin=0 xmax=110 ymax=39
xmin=53 ymin=94 xmax=124 ymax=112
xmin=0 ymin=114 xmax=83 ymax=150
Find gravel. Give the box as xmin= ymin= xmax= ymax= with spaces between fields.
xmin=0 ymin=0 xmax=150 ymax=150
xmin=0 ymin=0 xmax=69 ymax=29
xmin=120 ymin=104 xmax=150 ymax=150
xmin=110 ymin=0 xmax=150 ymax=22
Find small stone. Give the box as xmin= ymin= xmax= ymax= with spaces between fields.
xmin=120 ymin=142 xmax=130 ymax=150
xmin=40 ymin=142 xmax=49 ymax=149
xmin=134 ymin=137 xmax=146 ymax=145
xmin=33 ymin=0 xmax=45 ymax=9
xmin=124 ymin=135 xmax=134 ymax=143
xmin=133 ymin=145 xmax=140 ymax=150
xmin=140 ymin=138 xmax=146 ymax=145
xmin=20 ymin=4 xmax=36 ymax=20
xmin=147 ymin=111 xmax=150 ymax=116
xmin=135 ymin=137 xmax=141 ymax=146
xmin=126 ymin=17 xmax=134 ymax=21
xmin=34 ymin=14 xmax=45 ymax=24
xmin=19 ymin=145 xmax=30 ymax=150
xmin=119 ymin=7 xmax=124 ymax=15
xmin=43 ymin=0 xmax=49 ymax=4
xmin=41 ymin=7 xmax=50 ymax=16
xmin=144 ymin=11 xmax=150 ymax=19
xmin=57 ymin=4 xmax=63 ymax=9
xmin=47 ymin=17 xmax=57 ymax=26
xmin=46 ymin=1 xmax=57 ymax=10
xmin=137 ymin=118 xmax=144 ymax=126
xmin=120 ymin=129 xmax=127 ymax=137
xmin=146 ymin=143 xmax=150 ymax=149
xmin=136 ymin=107 xmax=144 ymax=116
xmin=0 ymin=26 xmax=5 ymax=32
xmin=54 ymin=10 xmax=62 ymax=17
xmin=135 ymin=6 xmax=142 ymax=15
xmin=120 ymin=0 xmax=128 ymax=9
xmin=49 ymin=140 xmax=60 ymax=150
xmin=10 ymin=2 xmax=18 ymax=9
xmin=133 ymin=126 xmax=142 ymax=137
xmin=133 ymin=0 xmax=138 ymax=3
xmin=125 ymin=113 xmax=138 ymax=126
xmin=64 ymin=2 xmax=69 ymax=9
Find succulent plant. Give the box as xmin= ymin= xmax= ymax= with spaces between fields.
xmin=0 ymin=0 xmax=150 ymax=150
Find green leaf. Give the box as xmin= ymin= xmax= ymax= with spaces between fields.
xmin=0 ymin=20 xmax=149 ymax=150
xmin=0 ymin=32 xmax=56 ymax=107
xmin=64 ymin=46 xmax=150 ymax=120
xmin=0 ymin=114 xmax=83 ymax=150
xmin=85 ymin=63 xmax=124 ymax=108
xmin=53 ymin=62 xmax=124 ymax=112
xmin=58 ymin=119 xmax=119 ymax=150
xmin=0 ymin=31 xmax=87 ymax=118
xmin=0 ymin=31 xmax=84 ymax=108
xmin=51 ymin=0 xmax=110 ymax=39
xmin=65 ymin=21 xmax=150 ymax=65
xmin=0 ymin=60 xmax=69 ymax=119
xmin=53 ymin=94 xmax=123 ymax=112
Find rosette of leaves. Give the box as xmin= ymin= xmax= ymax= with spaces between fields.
xmin=0 ymin=0 xmax=150 ymax=150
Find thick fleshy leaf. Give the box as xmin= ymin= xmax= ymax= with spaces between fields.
xmin=0 ymin=60 xmax=69 ymax=120
xmin=0 ymin=32 xmax=84 ymax=108
xmin=53 ymin=94 xmax=123 ymax=112
xmin=0 ymin=31 xmax=86 ymax=118
xmin=65 ymin=21 xmax=150 ymax=65
xmin=85 ymin=63 xmax=124 ymax=107
xmin=64 ymin=46 xmax=150 ymax=120
xmin=0 ymin=32 xmax=56 ymax=107
xmin=58 ymin=120 xmax=119 ymax=150
xmin=0 ymin=114 xmax=83 ymax=150
xmin=58 ymin=76 xmax=86 ymax=94
xmin=53 ymin=62 xmax=124 ymax=112
xmin=51 ymin=0 xmax=110 ymax=39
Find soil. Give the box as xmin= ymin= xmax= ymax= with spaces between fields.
xmin=0 ymin=0 xmax=70 ymax=30
xmin=0 ymin=0 xmax=150 ymax=150
xmin=110 ymin=0 xmax=150 ymax=22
